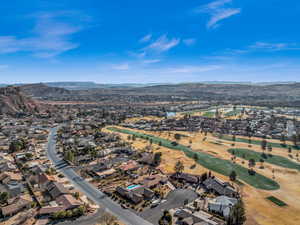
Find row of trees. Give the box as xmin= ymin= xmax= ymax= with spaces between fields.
xmin=51 ymin=205 xmax=86 ymax=220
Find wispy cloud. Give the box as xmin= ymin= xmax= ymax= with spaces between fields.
xmin=139 ymin=34 xmax=152 ymax=43
xmin=0 ymin=11 xmax=88 ymax=58
xmin=183 ymin=38 xmax=197 ymax=46
xmin=249 ymin=42 xmax=300 ymax=51
xmin=225 ymin=42 xmax=300 ymax=55
xmin=142 ymin=59 xmax=161 ymax=64
xmin=112 ymin=63 xmax=130 ymax=71
xmin=143 ymin=34 xmax=180 ymax=53
xmin=130 ymin=34 xmax=180 ymax=63
xmin=194 ymin=0 xmax=241 ymax=29
xmin=166 ymin=65 xmax=221 ymax=73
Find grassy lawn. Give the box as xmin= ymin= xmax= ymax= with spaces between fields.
xmin=202 ymin=111 xmax=215 ymax=118
xmin=228 ymin=148 xmax=300 ymax=171
xmin=266 ymin=196 xmax=288 ymax=207
xmin=108 ymin=127 xmax=280 ymax=190
xmin=219 ymin=135 xmax=299 ymax=150
xmin=224 ymin=109 xmax=242 ymax=117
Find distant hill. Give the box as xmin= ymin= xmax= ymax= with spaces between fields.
xmin=44 ymin=82 xmax=169 ymax=90
xmin=20 ymin=83 xmax=71 ymax=98
xmin=0 ymin=86 xmax=43 ymax=116
xmin=0 ymin=82 xmax=170 ymax=90
xmin=4 ymin=82 xmax=300 ymax=107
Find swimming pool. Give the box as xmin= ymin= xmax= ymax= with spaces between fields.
xmin=127 ymin=184 xmax=141 ymax=190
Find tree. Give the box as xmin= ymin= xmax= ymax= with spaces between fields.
xmin=259 ymin=159 xmax=265 ymax=169
xmin=227 ymin=199 xmax=246 ymax=225
xmin=154 ymin=152 xmax=162 ymax=166
xmin=25 ymin=153 xmax=33 ymax=159
xmin=232 ymin=135 xmax=236 ymax=143
xmin=65 ymin=150 xmax=74 ymax=163
xmin=174 ymin=133 xmax=181 ymax=141
xmin=248 ymin=159 xmax=256 ymax=175
xmin=0 ymin=192 xmax=9 ymax=204
xmin=292 ymin=134 xmax=298 ymax=146
xmin=267 ymin=145 xmax=272 ymax=152
xmin=99 ymin=212 xmax=117 ymax=225
xmin=261 ymin=140 xmax=267 ymax=151
xmin=280 ymin=134 xmax=286 ymax=145
xmin=149 ymin=139 xmax=153 ymax=145
xmin=193 ymin=153 xmax=199 ymax=162
xmin=159 ymin=210 xmax=172 ymax=225
xmin=9 ymin=139 xmax=26 ymax=153
xmin=229 ymin=171 xmax=237 ymax=181
xmin=74 ymin=192 xmax=80 ymax=200
xmin=200 ymin=172 xmax=208 ymax=183
xmin=174 ymin=161 xmax=184 ymax=174
xmin=248 ymin=159 xmax=256 ymax=168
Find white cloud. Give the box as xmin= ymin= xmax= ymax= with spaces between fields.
xmin=112 ymin=63 xmax=130 ymax=71
xmin=195 ymin=0 xmax=241 ymax=29
xmin=0 ymin=11 xmax=86 ymax=58
xmin=142 ymin=59 xmax=161 ymax=64
xmin=166 ymin=65 xmax=222 ymax=73
xmin=139 ymin=34 xmax=152 ymax=43
xmin=144 ymin=34 xmax=180 ymax=53
xmin=183 ymin=38 xmax=197 ymax=46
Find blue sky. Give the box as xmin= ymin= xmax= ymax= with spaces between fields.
xmin=1 ymin=0 xmax=300 ymax=83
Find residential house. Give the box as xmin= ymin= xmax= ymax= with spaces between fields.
xmin=38 ymin=173 xmax=55 ymax=190
xmin=116 ymin=186 xmax=154 ymax=204
xmin=203 ymin=177 xmax=237 ymax=197
xmin=171 ymin=173 xmax=199 ymax=184
xmin=56 ymin=194 xmax=81 ymax=210
xmin=137 ymin=174 xmax=167 ymax=189
xmin=208 ymin=196 xmax=238 ymax=219
xmin=118 ymin=160 xmax=139 ymax=172
xmin=0 ymin=172 xmax=23 ymax=184
xmin=1 ymin=194 xmax=32 ymax=217
xmin=46 ymin=182 xmax=69 ymax=199
xmin=174 ymin=209 xmax=221 ymax=225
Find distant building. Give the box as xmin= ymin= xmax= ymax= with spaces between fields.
xmin=287 ymin=120 xmax=296 ymax=137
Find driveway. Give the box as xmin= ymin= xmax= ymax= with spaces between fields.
xmin=140 ymin=189 xmax=198 ymax=224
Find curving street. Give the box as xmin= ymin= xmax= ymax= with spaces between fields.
xmin=46 ymin=127 xmax=153 ymax=225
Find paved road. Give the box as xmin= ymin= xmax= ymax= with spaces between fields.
xmin=46 ymin=127 xmax=153 ymax=225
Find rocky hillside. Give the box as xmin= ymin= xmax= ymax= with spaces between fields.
xmin=0 ymin=86 xmax=42 ymax=115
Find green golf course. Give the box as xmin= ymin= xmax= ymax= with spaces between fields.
xmin=202 ymin=111 xmax=215 ymax=118
xmin=228 ymin=148 xmax=300 ymax=171
xmin=224 ymin=109 xmax=242 ymax=117
xmin=108 ymin=127 xmax=280 ymax=190
xmin=219 ymin=135 xmax=299 ymax=150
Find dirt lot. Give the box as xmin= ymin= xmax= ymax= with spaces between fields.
xmin=104 ymin=126 xmax=300 ymax=225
